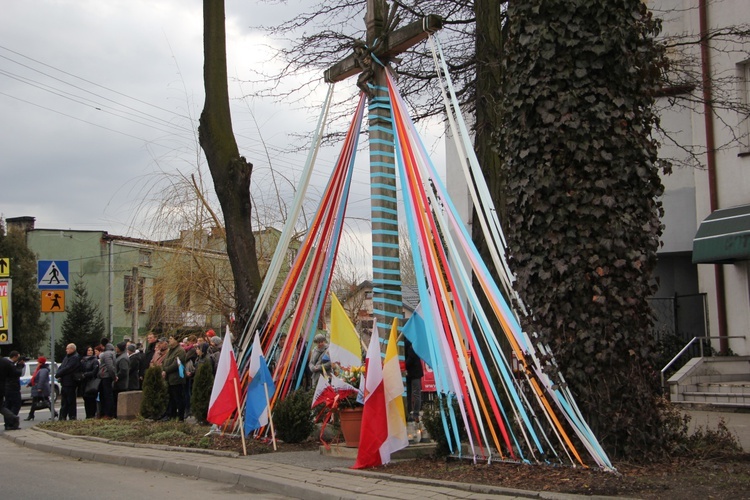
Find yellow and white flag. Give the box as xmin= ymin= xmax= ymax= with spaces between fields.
xmin=383 ymin=317 xmax=409 ymax=453
xmin=328 ymin=293 xmax=363 ymax=367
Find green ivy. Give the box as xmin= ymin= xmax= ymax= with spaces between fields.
xmin=497 ymin=0 xmax=671 ymax=459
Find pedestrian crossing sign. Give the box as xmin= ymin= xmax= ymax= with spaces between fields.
xmin=37 ymin=260 xmax=69 ymax=289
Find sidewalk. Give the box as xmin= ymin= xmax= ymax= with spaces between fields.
xmin=1 ymin=427 xmax=610 ymax=500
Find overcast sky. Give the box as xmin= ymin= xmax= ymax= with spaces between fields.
xmin=0 ymin=0 xmax=445 ymax=273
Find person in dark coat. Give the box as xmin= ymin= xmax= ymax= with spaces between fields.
xmin=25 ymin=357 xmax=55 ymax=421
xmin=56 ymin=343 xmax=81 ymax=420
xmin=404 ymin=339 xmax=424 ymax=422
xmin=98 ymin=341 xmax=117 ymax=418
xmin=161 ymin=333 xmax=186 ymax=421
xmin=80 ymin=346 xmax=99 ymax=418
xmin=3 ymin=351 xmax=24 ymax=418
xmin=0 ymin=353 xmax=21 ymax=429
xmin=126 ymin=343 xmax=142 ymax=391
xmin=141 ymin=332 xmax=158 ymax=381
xmin=113 ymin=342 xmax=129 ymax=418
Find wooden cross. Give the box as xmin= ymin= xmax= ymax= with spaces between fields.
xmin=325 ymin=0 xmax=442 ymax=337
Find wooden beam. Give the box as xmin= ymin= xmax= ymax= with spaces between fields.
xmin=324 ymin=15 xmax=443 ymax=83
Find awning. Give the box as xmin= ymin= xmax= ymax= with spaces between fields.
xmin=693 ymin=204 xmax=750 ymax=263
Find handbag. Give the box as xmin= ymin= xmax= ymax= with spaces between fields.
xmin=73 ymin=370 xmax=85 ymax=382
xmin=84 ymin=376 xmax=101 ymax=397
xmin=177 ymin=358 xmax=185 ymax=378
xmin=32 ymin=399 xmax=49 ymax=411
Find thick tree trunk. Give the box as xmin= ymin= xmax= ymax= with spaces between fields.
xmin=471 ymin=0 xmax=508 ymax=352
xmin=198 ymin=0 xmax=261 ymax=331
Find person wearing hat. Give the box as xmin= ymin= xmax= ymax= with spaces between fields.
xmin=25 ymin=357 xmax=55 ymax=421
xmin=308 ymin=333 xmax=331 ymax=388
xmin=55 ymin=343 xmax=82 ymax=420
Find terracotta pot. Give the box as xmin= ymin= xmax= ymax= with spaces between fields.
xmin=339 ymin=406 xmax=364 ymax=447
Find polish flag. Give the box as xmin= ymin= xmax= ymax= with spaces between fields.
xmin=311 ymin=374 xmax=336 ymax=408
xmin=207 ymin=327 xmax=240 ymax=425
xmin=352 ymin=323 xmax=388 ymax=469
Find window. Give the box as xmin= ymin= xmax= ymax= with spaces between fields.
xmin=738 ymin=60 xmax=750 ymax=154
xmin=124 ymin=275 xmax=145 ymax=312
xmin=139 ymin=249 xmax=152 ymax=267
xmin=178 ymin=288 xmax=190 ymax=309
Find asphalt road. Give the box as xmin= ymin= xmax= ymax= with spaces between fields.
xmin=0 ymin=439 xmax=292 ymax=499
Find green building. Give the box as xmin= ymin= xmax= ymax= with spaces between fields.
xmin=7 ymin=217 xmax=297 ymax=347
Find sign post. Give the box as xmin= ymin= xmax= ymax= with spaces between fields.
xmin=0 ymin=278 xmax=11 ymax=345
xmin=38 ymin=260 xmax=68 ymax=420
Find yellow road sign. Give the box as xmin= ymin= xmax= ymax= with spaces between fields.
xmin=41 ymin=290 xmax=65 ymax=312
xmin=0 ymin=258 xmax=9 ymax=278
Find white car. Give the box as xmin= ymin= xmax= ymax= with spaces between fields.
xmin=19 ymin=361 xmax=60 ymax=403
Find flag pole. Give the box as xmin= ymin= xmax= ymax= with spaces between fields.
xmin=263 ymin=382 xmax=277 ymax=450
xmin=233 ymin=378 xmax=248 ymax=456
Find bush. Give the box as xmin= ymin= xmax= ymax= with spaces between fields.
xmin=422 ymin=393 xmax=467 ymax=457
xmin=140 ymin=365 xmax=168 ymax=419
xmin=191 ymin=362 xmax=214 ymax=424
xmin=274 ymin=389 xmax=314 ymax=444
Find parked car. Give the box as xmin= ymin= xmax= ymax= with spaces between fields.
xmin=20 ymin=360 xmax=60 ymax=403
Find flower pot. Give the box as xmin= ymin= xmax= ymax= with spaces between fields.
xmin=339 ymin=406 xmax=364 ymax=447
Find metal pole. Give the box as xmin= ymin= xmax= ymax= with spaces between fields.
xmin=49 ymin=313 xmax=56 ymax=420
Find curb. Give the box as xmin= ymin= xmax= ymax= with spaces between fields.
xmin=32 ymin=426 xmax=240 ymax=457
xmin=2 ymin=428 xmax=622 ymax=499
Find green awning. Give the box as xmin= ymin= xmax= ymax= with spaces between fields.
xmin=693 ymin=204 xmax=750 ymax=264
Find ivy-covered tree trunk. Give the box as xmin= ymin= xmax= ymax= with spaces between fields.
xmin=199 ymin=0 xmax=262 ymax=330
xmin=497 ymin=0 xmax=669 ymax=458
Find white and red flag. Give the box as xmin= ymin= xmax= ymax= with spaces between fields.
xmin=311 ymin=371 xmax=336 ymax=408
xmin=352 ymin=323 xmax=389 ymax=469
xmin=207 ymin=327 xmax=240 ymax=425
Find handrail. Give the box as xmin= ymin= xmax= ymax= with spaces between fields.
xmin=660 ymin=335 xmax=746 ymax=390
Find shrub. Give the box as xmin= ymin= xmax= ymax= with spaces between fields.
xmin=191 ymin=362 xmax=214 ymax=424
xmin=274 ymin=389 xmax=314 ymax=444
xmin=140 ymin=365 xmax=168 ymax=419
xmin=422 ymin=393 xmax=467 ymax=457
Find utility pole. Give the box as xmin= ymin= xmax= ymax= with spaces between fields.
xmin=325 ymin=0 xmax=441 ymax=339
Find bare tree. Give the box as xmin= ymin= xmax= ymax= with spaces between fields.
xmin=199 ymin=0 xmax=262 ymax=331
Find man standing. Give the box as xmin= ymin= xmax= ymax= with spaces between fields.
xmin=113 ymin=342 xmax=129 ymax=418
xmin=98 ymin=340 xmax=117 ymax=419
xmin=55 ymin=343 xmax=81 ymax=420
xmin=162 ymin=333 xmax=186 ymax=421
xmin=0 ymin=352 xmax=22 ymax=429
xmin=4 ymin=352 xmax=24 ymax=417
xmin=141 ymin=332 xmax=158 ymax=384
xmin=127 ymin=343 xmax=142 ymax=391
xmin=404 ymin=339 xmax=424 ymax=423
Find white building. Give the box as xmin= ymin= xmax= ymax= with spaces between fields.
xmin=447 ymin=0 xmax=750 ymax=356
xmin=654 ymin=0 xmax=750 ymax=355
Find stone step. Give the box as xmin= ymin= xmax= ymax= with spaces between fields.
xmin=681 ymin=391 xmax=750 ymax=406
xmin=694 ymin=381 xmax=750 ymax=394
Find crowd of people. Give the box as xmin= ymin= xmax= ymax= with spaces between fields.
xmin=0 ymin=329 xmax=226 ymax=426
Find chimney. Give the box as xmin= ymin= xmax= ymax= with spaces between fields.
xmin=6 ymin=216 xmax=36 ymax=234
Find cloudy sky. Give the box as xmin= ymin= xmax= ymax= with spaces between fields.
xmin=0 ymin=0 xmax=445 ymax=271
